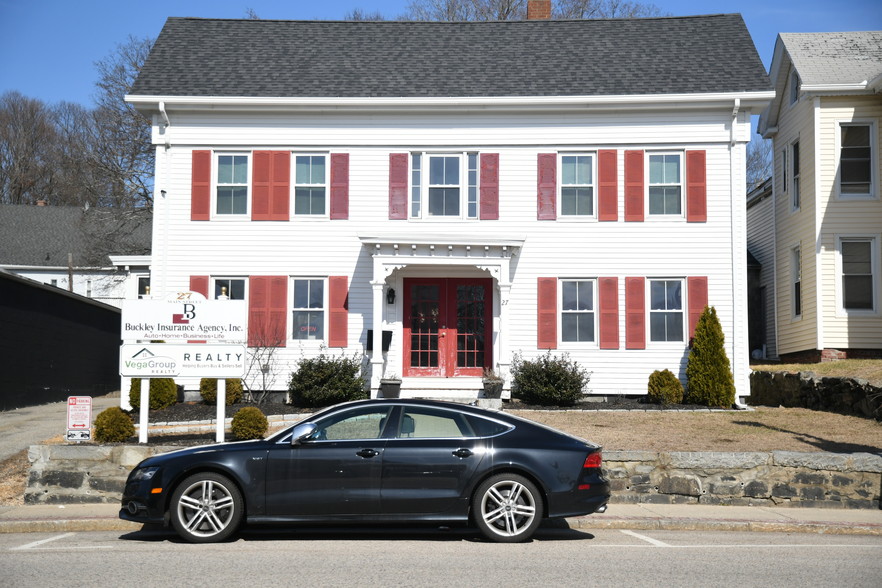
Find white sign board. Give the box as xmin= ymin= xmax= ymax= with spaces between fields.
xmin=121 ymin=293 xmax=247 ymax=342
xmin=120 ymin=344 xmax=247 ymax=378
xmin=66 ymin=396 xmax=92 ymax=441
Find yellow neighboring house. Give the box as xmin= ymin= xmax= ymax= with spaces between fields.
xmin=753 ymin=31 xmax=882 ymax=361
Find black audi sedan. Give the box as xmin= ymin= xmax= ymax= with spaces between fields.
xmin=120 ymin=399 xmax=609 ymax=543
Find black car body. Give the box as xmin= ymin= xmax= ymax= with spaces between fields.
xmin=120 ymin=399 xmax=609 ymax=543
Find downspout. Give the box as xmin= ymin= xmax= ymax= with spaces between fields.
xmin=730 ymin=99 xmax=748 ymax=407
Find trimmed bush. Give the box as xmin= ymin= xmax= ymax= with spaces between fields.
xmin=647 ymin=369 xmax=684 ymax=405
xmin=511 ymin=351 xmax=590 ymax=406
xmin=93 ymin=407 xmax=135 ymax=443
xmin=200 ymin=378 xmax=244 ymax=405
xmin=129 ymin=378 xmax=177 ymax=410
xmin=288 ymin=352 xmax=367 ymax=408
xmin=231 ymin=407 xmax=268 ymax=440
xmin=686 ymin=305 xmax=736 ymax=408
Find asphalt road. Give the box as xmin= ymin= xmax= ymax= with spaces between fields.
xmin=2 ymin=527 xmax=880 ymax=587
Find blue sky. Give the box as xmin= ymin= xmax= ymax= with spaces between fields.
xmin=1 ymin=0 xmax=880 ymax=107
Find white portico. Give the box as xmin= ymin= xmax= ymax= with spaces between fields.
xmin=360 ymin=235 xmax=524 ymax=398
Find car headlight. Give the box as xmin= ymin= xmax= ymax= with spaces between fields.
xmin=130 ymin=466 xmax=160 ymax=481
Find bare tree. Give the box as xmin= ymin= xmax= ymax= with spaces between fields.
xmin=344 ymin=8 xmax=388 ymax=21
xmin=404 ymin=0 xmax=663 ymax=20
xmin=241 ymin=315 xmax=287 ymax=404
xmin=746 ymin=135 xmax=773 ymax=192
xmin=0 ymin=91 xmax=57 ymax=204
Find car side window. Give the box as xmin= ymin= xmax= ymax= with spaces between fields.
xmin=313 ymin=407 xmax=392 ymax=441
xmin=466 ymin=415 xmax=512 ymax=437
xmin=398 ymin=407 xmax=473 ymax=439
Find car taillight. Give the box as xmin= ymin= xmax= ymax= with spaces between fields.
xmin=583 ymin=452 xmax=602 ymax=469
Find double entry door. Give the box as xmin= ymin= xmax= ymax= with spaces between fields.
xmin=403 ymin=278 xmax=492 ymax=377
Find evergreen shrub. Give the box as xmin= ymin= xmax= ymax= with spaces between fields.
xmin=200 ymin=378 xmax=244 ymax=405
xmin=647 ymin=369 xmax=684 ymax=405
xmin=231 ymin=407 xmax=268 ymax=440
xmin=288 ymin=352 xmax=367 ymax=408
xmin=511 ymin=351 xmax=590 ymax=406
xmin=93 ymin=407 xmax=135 ymax=443
xmin=129 ymin=378 xmax=177 ymax=410
xmin=686 ymin=306 xmax=736 ymax=408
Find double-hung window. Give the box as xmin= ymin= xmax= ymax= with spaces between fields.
xmin=561 ymin=279 xmax=595 ymax=342
xmin=410 ymin=153 xmax=478 ymax=219
xmin=791 ymin=141 xmax=801 ymax=210
xmin=560 ymin=154 xmax=594 ymax=216
xmin=292 ymin=278 xmax=324 ymax=340
xmin=216 ymin=154 xmax=249 ymax=215
xmin=294 ymin=155 xmax=327 ymax=215
xmin=839 ymin=123 xmax=874 ymax=198
xmin=840 ymin=238 xmax=876 ymax=311
xmin=649 ymin=279 xmax=683 ymax=342
xmin=792 ymin=246 xmax=802 ymax=317
xmin=648 ymin=153 xmax=682 ymax=216
xmin=214 ymin=278 xmax=246 ymax=301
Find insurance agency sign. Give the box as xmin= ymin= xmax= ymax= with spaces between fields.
xmin=121 ymin=292 xmax=247 ymax=342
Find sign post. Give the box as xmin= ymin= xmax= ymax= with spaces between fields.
xmin=66 ymin=396 xmax=92 ymax=442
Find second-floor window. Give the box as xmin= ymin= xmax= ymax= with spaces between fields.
xmin=839 ymin=124 xmax=874 ymax=198
xmin=294 ymin=155 xmax=327 ymax=215
xmin=560 ymin=154 xmax=594 ymax=216
xmin=648 ymin=153 xmax=682 ymax=216
xmin=216 ymin=154 xmax=249 ymax=215
xmin=791 ymin=141 xmax=800 ymax=210
xmin=410 ymin=153 xmax=478 ymax=219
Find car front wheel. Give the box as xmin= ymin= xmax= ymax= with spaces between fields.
xmin=170 ymin=472 xmax=243 ymax=543
xmin=473 ymin=473 xmax=543 ymax=543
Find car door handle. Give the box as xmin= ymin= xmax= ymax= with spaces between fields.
xmin=356 ymin=449 xmax=379 ymax=459
xmin=452 ymin=448 xmax=473 ymax=458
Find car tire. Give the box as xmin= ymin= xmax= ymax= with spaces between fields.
xmin=473 ymin=473 xmax=543 ymax=543
xmin=170 ymin=472 xmax=243 ymax=543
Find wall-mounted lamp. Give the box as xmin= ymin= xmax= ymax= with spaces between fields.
xmin=386 ymin=288 xmax=396 ymax=305
xmin=160 ymin=190 xmax=167 ymax=198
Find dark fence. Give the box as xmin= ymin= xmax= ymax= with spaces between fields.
xmin=0 ymin=273 xmax=120 ymax=411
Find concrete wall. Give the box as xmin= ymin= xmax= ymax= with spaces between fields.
xmin=27 ymin=444 xmax=882 ymax=510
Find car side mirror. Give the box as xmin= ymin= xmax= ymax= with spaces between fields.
xmin=290 ymin=422 xmax=318 ymax=446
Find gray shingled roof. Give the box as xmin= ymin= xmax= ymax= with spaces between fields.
xmin=0 ymin=204 xmax=152 ymax=267
xmin=781 ymin=32 xmax=882 ymax=87
xmin=131 ymin=14 xmax=771 ymax=98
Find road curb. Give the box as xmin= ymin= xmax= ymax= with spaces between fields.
xmin=0 ymin=517 xmax=141 ymax=534
xmin=567 ymin=515 xmax=882 ymax=536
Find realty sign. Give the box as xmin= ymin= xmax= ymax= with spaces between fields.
xmin=122 ymin=292 xmax=247 ymax=342
xmin=120 ymin=344 xmax=247 ymax=378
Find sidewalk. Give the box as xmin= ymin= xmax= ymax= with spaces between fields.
xmin=1 ymin=501 xmax=881 ymax=536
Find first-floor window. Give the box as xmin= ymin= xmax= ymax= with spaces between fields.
xmin=792 ymin=246 xmax=802 ymax=317
xmin=410 ymin=152 xmax=478 ymax=219
xmin=560 ymin=154 xmax=594 ymax=216
xmin=294 ymin=154 xmax=327 ymax=215
xmin=137 ymin=276 xmax=150 ymax=298
xmin=561 ymin=279 xmax=595 ymax=342
xmin=292 ymin=278 xmax=324 ymax=340
xmin=649 ymin=279 xmax=683 ymax=342
xmin=841 ymin=238 xmax=875 ymax=311
xmin=648 ymin=153 xmax=682 ymax=215
xmin=216 ymin=153 xmax=249 ymax=215
xmin=214 ymin=278 xmax=246 ymax=300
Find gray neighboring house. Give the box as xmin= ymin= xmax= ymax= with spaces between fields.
xmin=0 ymin=203 xmax=152 ymax=308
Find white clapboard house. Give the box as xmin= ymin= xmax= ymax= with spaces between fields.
xmin=126 ymin=11 xmax=772 ymax=401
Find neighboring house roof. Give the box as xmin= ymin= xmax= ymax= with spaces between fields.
xmin=759 ymin=31 xmax=882 ymax=135
xmin=130 ymin=15 xmax=771 ymax=100
xmin=0 ymin=204 xmax=152 ymax=268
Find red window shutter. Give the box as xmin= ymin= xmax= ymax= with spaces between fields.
xmin=687 ymin=276 xmax=708 ymax=339
xmin=598 ymin=277 xmax=619 ymax=349
xmin=597 ymin=150 xmax=618 ymax=221
xmin=537 ymin=277 xmax=557 ymax=349
xmin=328 ymin=276 xmax=349 ymax=348
xmin=624 ymin=150 xmax=644 ymax=222
xmin=189 ymin=276 xmax=209 ymax=298
xmin=330 ymin=153 xmax=349 ymax=220
xmin=252 ymin=151 xmax=290 ymax=221
xmin=537 ymin=154 xmax=556 ymax=220
xmin=625 ymin=277 xmax=646 ymax=349
xmin=686 ymin=150 xmax=707 ymax=222
xmin=479 ymin=153 xmax=499 ymax=220
xmin=389 ymin=153 xmax=408 ymax=220
xmin=191 ymin=150 xmax=211 ymax=221
xmin=248 ymin=276 xmax=287 ymax=348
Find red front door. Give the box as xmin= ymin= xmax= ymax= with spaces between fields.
xmin=403 ymin=278 xmax=492 ymax=377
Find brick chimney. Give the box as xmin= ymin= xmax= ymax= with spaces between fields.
xmin=527 ymin=0 xmax=551 ymax=20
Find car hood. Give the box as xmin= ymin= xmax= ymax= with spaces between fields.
xmin=138 ymin=438 xmax=268 ymax=466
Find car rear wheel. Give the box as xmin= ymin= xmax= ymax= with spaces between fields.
xmin=170 ymin=472 xmax=243 ymax=543
xmin=473 ymin=473 xmax=543 ymax=543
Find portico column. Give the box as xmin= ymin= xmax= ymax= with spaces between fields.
xmin=497 ymin=281 xmax=512 ymax=391
xmin=370 ymin=280 xmax=385 ymax=398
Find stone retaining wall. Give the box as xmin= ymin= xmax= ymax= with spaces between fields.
xmin=26 ymin=445 xmax=882 ymax=509
xmin=750 ymin=371 xmax=881 ymax=419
